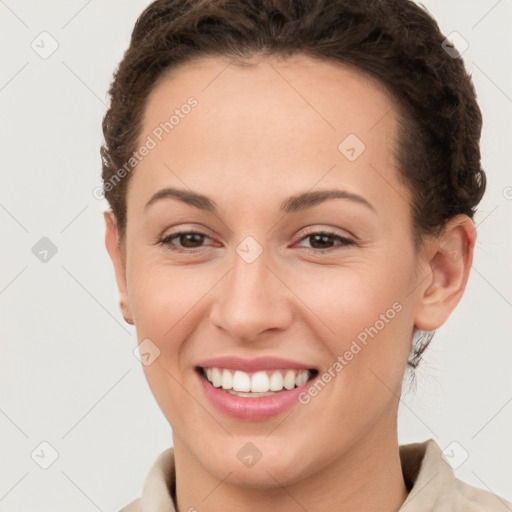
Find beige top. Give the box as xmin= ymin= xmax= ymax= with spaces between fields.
xmin=119 ymin=438 xmax=511 ymax=511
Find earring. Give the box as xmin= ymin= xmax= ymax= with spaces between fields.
xmin=120 ymin=300 xmax=134 ymax=325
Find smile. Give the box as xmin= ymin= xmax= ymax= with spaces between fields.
xmin=200 ymin=367 xmax=316 ymax=396
xmin=195 ymin=359 xmax=319 ymax=420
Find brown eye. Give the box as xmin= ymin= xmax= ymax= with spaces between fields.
xmin=159 ymin=231 xmax=213 ymax=253
xmin=297 ymin=231 xmax=354 ymax=252
xmin=177 ymin=232 xmax=206 ymax=248
xmin=309 ymin=233 xmax=336 ymax=249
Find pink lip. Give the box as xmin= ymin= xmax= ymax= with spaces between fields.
xmin=196 ymin=369 xmax=316 ymax=421
xmin=196 ymin=356 xmax=315 ymax=372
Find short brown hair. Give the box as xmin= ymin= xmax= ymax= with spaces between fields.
xmin=101 ymin=0 xmax=486 ymax=367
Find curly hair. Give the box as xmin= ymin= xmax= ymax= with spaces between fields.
xmin=100 ymin=0 xmax=486 ymax=369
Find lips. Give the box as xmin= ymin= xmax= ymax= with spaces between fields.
xmin=195 ymin=356 xmax=319 ymax=420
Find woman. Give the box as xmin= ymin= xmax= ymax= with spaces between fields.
xmin=101 ymin=0 xmax=510 ymax=510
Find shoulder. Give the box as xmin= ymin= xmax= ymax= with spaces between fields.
xmin=452 ymin=478 xmax=512 ymax=511
xmin=399 ymin=439 xmax=511 ymax=511
xmin=118 ymin=497 xmax=141 ymax=512
xmin=115 ymin=447 xmax=176 ymax=512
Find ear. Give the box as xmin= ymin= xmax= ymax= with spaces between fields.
xmin=414 ymin=214 xmax=477 ymax=331
xmin=104 ymin=210 xmax=134 ymax=325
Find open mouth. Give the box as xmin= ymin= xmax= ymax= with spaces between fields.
xmin=196 ymin=366 xmax=319 ymax=397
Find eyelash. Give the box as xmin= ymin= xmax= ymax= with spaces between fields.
xmin=157 ymin=230 xmax=355 ymax=254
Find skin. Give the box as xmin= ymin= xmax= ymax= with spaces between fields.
xmin=105 ymin=53 xmax=476 ymax=512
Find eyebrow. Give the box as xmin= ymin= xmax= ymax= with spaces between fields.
xmin=143 ymin=187 xmax=376 ymax=214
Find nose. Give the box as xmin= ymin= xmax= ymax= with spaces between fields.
xmin=209 ymin=247 xmax=293 ymax=343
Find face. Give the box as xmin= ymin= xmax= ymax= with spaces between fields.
xmin=107 ymin=54 xmax=433 ymax=486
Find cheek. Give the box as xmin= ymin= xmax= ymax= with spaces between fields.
xmin=128 ymin=263 xmax=201 ymax=421
xmin=127 ymin=256 xmax=210 ymax=341
xmin=291 ymin=263 xmax=413 ymax=399
xmin=292 ymin=261 xmax=407 ymax=340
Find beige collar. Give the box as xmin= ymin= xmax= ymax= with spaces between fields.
xmin=131 ymin=438 xmax=506 ymax=511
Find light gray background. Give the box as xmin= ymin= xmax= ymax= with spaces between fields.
xmin=1 ymin=1 xmax=511 ymax=510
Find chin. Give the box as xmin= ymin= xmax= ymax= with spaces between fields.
xmin=194 ymin=436 xmax=317 ymax=489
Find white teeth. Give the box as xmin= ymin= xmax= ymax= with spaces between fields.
xmin=283 ymin=370 xmax=296 ymax=390
xmin=295 ymin=371 xmax=308 ymax=387
xmin=228 ymin=390 xmax=276 ymax=397
xmin=203 ymin=367 xmax=311 ymax=394
xmin=221 ymin=369 xmax=233 ymax=390
xmin=269 ymin=371 xmax=284 ymax=391
xmin=251 ymin=371 xmax=270 ymax=392
xmin=233 ymin=370 xmax=251 ymax=392
xmin=211 ymin=368 xmax=222 ymax=387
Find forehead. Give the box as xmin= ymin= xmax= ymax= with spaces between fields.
xmin=130 ymin=53 xmax=406 ymax=219
xmin=142 ymin=52 xmax=398 ymax=149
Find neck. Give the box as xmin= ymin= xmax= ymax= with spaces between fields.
xmin=173 ymin=419 xmax=409 ymax=512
